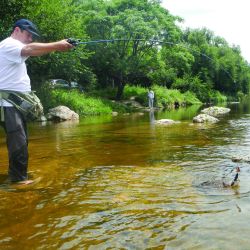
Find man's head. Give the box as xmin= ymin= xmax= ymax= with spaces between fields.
xmin=11 ymin=19 xmax=39 ymax=44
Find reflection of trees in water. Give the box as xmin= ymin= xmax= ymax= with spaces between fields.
xmin=157 ymin=105 xmax=202 ymax=121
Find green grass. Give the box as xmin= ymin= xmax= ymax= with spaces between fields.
xmin=36 ymin=85 xmax=113 ymax=116
xmin=36 ymin=83 xmax=202 ymax=116
xmin=209 ymin=90 xmax=227 ymax=103
xmin=123 ymin=85 xmax=201 ymax=108
xmin=51 ymin=90 xmax=112 ymax=115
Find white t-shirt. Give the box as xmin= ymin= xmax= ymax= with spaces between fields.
xmin=148 ymin=90 xmax=154 ymax=99
xmin=0 ymin=37 xmax=30 ymax=106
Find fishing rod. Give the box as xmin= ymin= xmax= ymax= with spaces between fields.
xmin=67 ymin=38 xmax=175 ymax=46
xmin=67 ymin=38 xmax=236 ymax=83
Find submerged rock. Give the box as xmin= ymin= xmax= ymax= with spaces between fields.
xmin=232 ymin=156 xmax=250 ymax=164
xmin=46 ymin=106 xmax=79 ymax=121
xmin=201 ymin=106 xmax=230 ymax=117
xmin=193 ymin=114 xmax=219 ymax=123
xmin=198 ymin=179 xmax=224 ymax=189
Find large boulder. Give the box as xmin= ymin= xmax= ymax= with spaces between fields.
xmin=46 ymin=106 xmax=79 ymax=121
xmin=201 ymin=106 xmax=230 ymax=117
xmin=193 ymin=114 xmax=219 ymax=123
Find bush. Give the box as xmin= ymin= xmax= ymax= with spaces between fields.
xmin=123 ymin=85 xmax=201 ymax=108
xmin=172 ymin=75 xmax=212 ymax=102
xmin=51 ymin=90 xmax=112 ymax=115
xmin=153 ymin=85 xmax=201 ymax=107
xmin=89 ymin=87 xmax=117 ymax=99
xmin=36 ymin=83 xmax=202 ymax=116
xmin=123 ymin=85 xmax=148 ymax=105
xmin=36 ymin=84 xmax=112 ymax=115
xmin=208 ymin=90 xmax=227 ymax=103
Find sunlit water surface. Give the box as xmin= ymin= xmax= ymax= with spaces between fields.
xmin=1 ymin=103 xmax=250 ymax=249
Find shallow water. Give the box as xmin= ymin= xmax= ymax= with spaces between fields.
xmin=1 ymin=103 xmax=250 ymax=249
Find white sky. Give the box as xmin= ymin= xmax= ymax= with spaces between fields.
xmin=161 ymin=0 xmax=250 ymax=63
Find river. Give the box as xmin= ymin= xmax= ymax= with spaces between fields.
xmin=0 ymin=102 xmax=250 ymax=249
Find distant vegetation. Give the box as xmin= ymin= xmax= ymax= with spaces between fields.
xmin=37 ymin=84 xmax=201 ymax=115
xmin=2 ymin=0 xmax=250 ymax=114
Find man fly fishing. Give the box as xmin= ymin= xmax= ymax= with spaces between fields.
xmin=0 ymin=19 xmax=73 ymax=185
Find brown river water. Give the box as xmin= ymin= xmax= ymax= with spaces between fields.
xmin=1 ymin=103 xmax=250 ymax=249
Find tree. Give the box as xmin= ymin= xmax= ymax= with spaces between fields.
xmin=84 ymin=0 xmax=182 ymax=99
xmin=16 ymin=0 xmax=95 ymax=89
xmin=0 ymin=0 xmax=29 ymax=39
xmin=182 ymin=28 xmax=250 ymax=98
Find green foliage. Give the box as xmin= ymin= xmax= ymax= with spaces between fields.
xmin=183 ymin=91 xmax=203 ymax=105
xmin=88 ymin=87 xmax=117 ymax=100
xmin=237 ymin=91 xmax=245 ymax=102
xmin=18 ymin=0 xmax=94 ymax=89
xmin=171 ymin=75 xmax=228 ymax=103
xmin=161 ymin=43 xmax=195 ymax=79
xmin=172 ymin=75 xmax=211 ymax=102
xmin=2 ymin=0 xmax=250 ymax=105
xmin=208 ymin=90 xmax=227 ymax=103
xmin=0 ymin=0 xmax=29 ymax=39
xmin=50 ymin=90 xmax=112 ymax=115
xmin=84 ymin=0 xmax=182 ymax=99
xmin=122 ymin=85 xmax=201 ymax=107
xmin=182 ymin=28 xmax=249 ymax=98
xmin=36 ymin=84 xmax=112 ymax=115
xmin=152 ymin=85 xmax=201 ymax=107
xmin=123 ymin=85 xmax=148 ymax=104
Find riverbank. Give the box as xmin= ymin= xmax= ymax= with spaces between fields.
xmin=37 ymin=85 xmax=203 ymax=116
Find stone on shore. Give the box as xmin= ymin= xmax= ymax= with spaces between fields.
xmin=46 ymin=106 xmax=79 ymax=121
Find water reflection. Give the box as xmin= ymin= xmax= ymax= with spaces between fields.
xmin=1 ymin=103 xmax=250 ymax=249
xmin=149 ymin=110 xmax=155 ymax=124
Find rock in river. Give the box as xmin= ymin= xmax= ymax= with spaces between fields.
xmin=193 ymin=114 xmax=219 ymax=123
xmin=154 ymin=119 xmax=180 ymax=125
xmin=201 ymin=106 xmax=230 ymax=117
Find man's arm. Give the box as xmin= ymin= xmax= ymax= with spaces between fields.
xmin=21 ymin=39 xmax=73 ymax=57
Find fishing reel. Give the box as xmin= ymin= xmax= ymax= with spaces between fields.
xmin=67 ymin=38 xmax=80 ymax=46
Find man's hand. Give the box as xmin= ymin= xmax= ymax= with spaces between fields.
xmin=54 ymin=39 xmax=74 ymax=51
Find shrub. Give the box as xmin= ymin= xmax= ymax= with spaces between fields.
xmin=51 ymin=90 xmax=112 ymax=115
xmin=153 ymin=85 xmax=201 ymax=107
xmin=123 ymin=85 xmax=148 ymax=105
xmin=123 ymin=85 xmax=201 ymax=107
xmin=172 ymin=75 xmax=212 ymax=102
xmin=36 ymin=84 xmax=112 ymax=115
xmin=208 ymin=90 xmax=227 ymax=103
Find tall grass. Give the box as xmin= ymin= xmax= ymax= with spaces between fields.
xmin=208 ymin=90 xmax=227 ymax=103
xmin=36 ymin=84 xmax=202 ymax=116
xmin=123 ymin=85 xmax=201 ymax=107
xmin=123 ymin=85 xmax=148 ymax=105
xmin=51 ymin=90 xmax=112 ymax=115
xmin=37 ymin=85 xmax=112 ymax=115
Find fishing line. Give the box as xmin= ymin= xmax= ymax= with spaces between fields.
xmin=67 ymin=38 xmax=236 ymax=83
